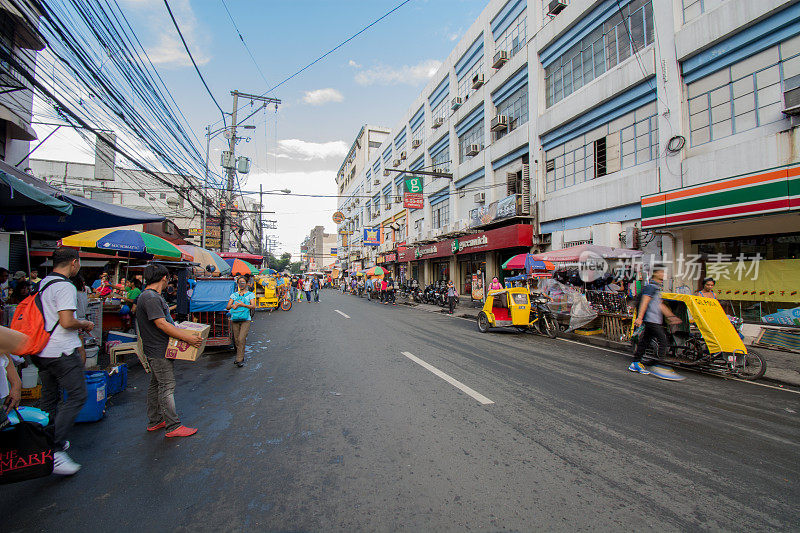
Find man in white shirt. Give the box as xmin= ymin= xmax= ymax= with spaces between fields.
xmin=32 ymin=247 xmax=94 ymax=475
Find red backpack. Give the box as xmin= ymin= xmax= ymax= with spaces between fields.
xmin=9 ymin=278 xmax=70 ymax=356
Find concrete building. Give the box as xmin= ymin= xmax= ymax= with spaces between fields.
xmin=334 ymin=0 xmax=800 ymax=316
xmin=301 ymin=225 xmax=337 ymax=271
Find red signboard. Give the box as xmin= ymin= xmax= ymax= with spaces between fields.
xmin=404 ymin=193 xmax=424 ymax=209
xmin=397 ymin=224 xmax=533 ymax=262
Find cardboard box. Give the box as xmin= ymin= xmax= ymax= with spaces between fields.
xmin=165 ymin=321 xmax=211 ymax=361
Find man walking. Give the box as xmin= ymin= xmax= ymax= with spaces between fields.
xmin=386 ymin=276 xmax=397 ymax=306
xmin=312 ymin=276 xmax=320 ymax=303
xmin=32 ymin=247 xmax=94 ymax=475
xmin=137 ymin=264 xmax=202 ymax=437
xmin=630 ymin=266 xmax=684 ymax=381
xmin=365 ymin=276 xmax=373 ymax=301
xmin=447 ymin=280 xmax=458 ymax=314
xmin=290 ymin=276 xmax=298 ymax=303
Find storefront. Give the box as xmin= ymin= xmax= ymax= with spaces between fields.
xmin=458 ymin=253 xmax=485 ymax=295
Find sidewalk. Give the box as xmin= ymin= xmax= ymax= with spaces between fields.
xmin=399 ymin=297 xmax=800 ymax=387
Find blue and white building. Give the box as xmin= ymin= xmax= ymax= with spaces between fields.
xmin=337 ymin=0 xmax=800 ymax=307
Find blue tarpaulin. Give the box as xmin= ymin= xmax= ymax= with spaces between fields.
xmin=190 ymin=279 xmax=235 ymax=312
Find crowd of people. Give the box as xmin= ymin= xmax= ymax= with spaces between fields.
xmin=339 ymin=275 xmax=399 ymax=306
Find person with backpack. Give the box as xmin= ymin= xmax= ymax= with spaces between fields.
xmin=137 ymin=264 xmax=202 ymax=438
xmin=630 ymin=266 xmax=684 ymax=381
xmin=29 ymin=247 xmax=94 ymax=475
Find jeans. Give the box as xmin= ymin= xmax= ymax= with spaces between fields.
xmin=230 ymin=320 xmax=251 ymax=363
xmin=634 ymin=322 xmax=669 ymax=364
xmin=34 ymin=350 xmax=87 ymax=450
xmin=313 ymin=288 xmax=319 ymax=302
xmin=448 ymin=295 xmax=457 ymax=314
xmin=304 ymin=290 xmax=312 ymax=302
xmin=147 ymin=357 xmax=180 ymax=432
xmin=290 ymin=287 xmax=297 ymax=301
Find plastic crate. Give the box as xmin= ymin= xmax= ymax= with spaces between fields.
xmin=106 ymin=364 xmax=128 ymax=396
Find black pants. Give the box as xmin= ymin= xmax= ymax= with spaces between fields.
xmin=448 ymin=295 xmax=457 ymax=313
xmin=33 ymin=350 xmax=87 ymax=450
xmin=633 ymin=322 xmax=668 ymax=364
xmin=388 ymin=290 xmax=396 ymax=304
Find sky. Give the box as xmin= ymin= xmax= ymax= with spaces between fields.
xmin=32 ymin=0 xmax=491 ymax=258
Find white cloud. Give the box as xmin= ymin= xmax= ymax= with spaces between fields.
xmin=276 ymin=139 xmax=348 ymax=161
xmin=354 ymin=59 xmax=442 ymax=86
xmin=302 ymin=88 xmax=344 ymax=106
xmin=348 ymin=60 xmax=361 ymax=68
xmin=122 ymin=0 xmax=209 ymax=67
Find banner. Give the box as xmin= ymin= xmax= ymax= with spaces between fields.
xmin=363 ymin=227 xmax=381 ymax=246
xmin=471 ymin=194 xmax=518 ymax=228
xmin=330 ymin=248 xmax=338 ymax=256
xmin=404 ymin=193 xmax=424 ymax=209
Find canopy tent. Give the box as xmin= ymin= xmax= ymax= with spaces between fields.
xmin=531 ymin=244 xmax=643 ymax=262
xmin=0 ymin=168 xmax=73 ymax=215
xmin=0 ymin=160 xmax=164 ymax=232
xmin=190 ymin=279 xmax=236 ymax=312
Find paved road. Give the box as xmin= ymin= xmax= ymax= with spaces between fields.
xmin=3 ymin=289 xmax=799 ymax=531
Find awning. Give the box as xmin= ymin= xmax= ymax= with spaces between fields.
xmin=219 ymin=252 xmax=264 ymax=264
xmin=40 ymin=259 xmax=109 ymax=268
xmin=0 ymin=160 xmax=165 ymax=232
xmin=0 ymin=169 xmax=73 ymax=215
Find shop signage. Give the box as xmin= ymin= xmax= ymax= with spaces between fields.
xmin=471 ymin=194 xmax=519 ymax=228
xmin=415 ymin=245 xmax=438 ymax=259
xmin=205 ymin=238 xmax=221 ymax=248
xmin=458 ymin=234 xmax=488 ymax=251
xmin=404 ymin=192 xmax=424 ymax=209
xmin=377 ymin=254 xmax=385 ymax=263
xmin=451 ymin=240 xmax=459 ymax=253
xmin=385 ymin=253 xmax=397 ymax=262
xmin=351 ymin=261 xmax=362 ymax=271
xmin=363 ymin=227 xmax=381 ymax=246
xmin=405 ymin=177 xmax=423 ymax=193
xmin=332 ymin=211 xmax=346 ymax=224
xmin=338 ymin=229 xmax=353 ymax=235
xmin=330 ymin=247 xmax=337 ymax=256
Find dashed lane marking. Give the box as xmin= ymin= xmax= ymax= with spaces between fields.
xmin=402 ymin=351 xmax=494 ymax=405
xmin=335 ymin=310 xmax=350 ymax=319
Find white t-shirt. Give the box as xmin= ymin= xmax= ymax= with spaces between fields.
xmin=38 ymin=275 xmax=81 ymax=359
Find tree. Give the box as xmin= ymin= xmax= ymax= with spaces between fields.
xmin=264 ymin=252 xmax=292 ymax=272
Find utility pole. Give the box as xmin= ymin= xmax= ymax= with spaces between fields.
xmin=202 ymin=125 xmax=210 ymax=249
xmin=220 ymin=90 xmax=282 ymax=252
xmin=258 ymin=183 xmax=264 ymax=256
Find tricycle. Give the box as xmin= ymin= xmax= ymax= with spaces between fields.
xmin=254 ymin=275 xmax=292 ymax=311
xmin=631 ymin=292 xmax=766 ymax=380
xmin=477 ymin=287 xmax=558 ymax=338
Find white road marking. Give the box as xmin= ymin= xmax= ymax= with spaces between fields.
xmin=557 ymin=338 xmax=800 ymax=395
xmin=335 ymin=310 xmax=350 ymax=319
xmin=402 ymin=351 xmax=494 ymax=405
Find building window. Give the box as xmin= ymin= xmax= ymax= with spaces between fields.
xmin=432 ymin=100 xmax=448 ymax=126
xmin=411 ymin=123 xmax=424 ymax=147
xmin=687 ymin=43 xmax=795 ymax=147
xmin=544 ymin=0 xmax=653 ymax=107
xmin=545 ymin=102 xmax=657 ymax=192
xmin=432 ymin=200 xmax=450 ymax=229
xmin=159 ymin=192 xmax=167 ymax=199
xmin=681 ymin=0 xmax=705 ymax=23
xmin=384 ymin=191 xmax=391 ymax=209
xmin=369 ymin=141 xmax=382 ymax=148
xmin=138 ymin=191 xmax=146 ymax=198
xmin=457 ymin=57 xmax=484 ymax=102
xmin=495 ymin=11 xmax=527 ymax=58
xmin=458 ymin=121 xmax=485 ymax=164
xmin=431 ymin=148 xmax=450 ymax=173
xmin=494 ymin=85 xmax=529 ymax=140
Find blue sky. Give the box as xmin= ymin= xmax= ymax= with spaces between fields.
xmin=35 ymin=0 xmax=490 ymax=257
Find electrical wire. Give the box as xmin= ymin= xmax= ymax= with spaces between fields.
xmin=219 ymin=0 xmax=272 ymax=89
xmin=162 ymin=0 xmax=226 ymax=126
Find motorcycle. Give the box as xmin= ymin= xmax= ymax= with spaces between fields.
xmin=631 ymin=292 xmax=766 ymax=380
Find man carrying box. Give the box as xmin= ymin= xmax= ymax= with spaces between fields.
xmin=136 ymin=264 xmax=202 ymax=438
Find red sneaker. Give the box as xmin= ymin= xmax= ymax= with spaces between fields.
xmin=147 ymin=421 xmax=166 ymax=431
xmin=165 ymin=426 xmax=198 ymax=438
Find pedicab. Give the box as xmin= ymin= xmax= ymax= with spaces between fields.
xmin=476 ymin=287 xmax=559 ymax=338
xmin=630 ymin=292 xmax=766 ymax=380
xmin=254 ymin=273 xmax=292 ymax=311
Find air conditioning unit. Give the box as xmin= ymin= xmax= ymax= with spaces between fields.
xmin=412 ymin=139 xmax=421 ymax=149
xmin=466 ymin=144 xmax=480 ymax=156
xmin=383 ymin=169 xmax=391 ymax=176
xmin=373 ymin=178 xmax=380 ymax=186
xmin=452 ymin=219 xmax=462 ymax=232
xmin=400 ymin=151 xmax=407 ymax=160
xmin=491 ymin=114 xmax=509 ymax=132
xmin=783 ymin=74 xmax=800 ymax=115
xmin=433 ymin=117 xmax=444 ymax=129
xmin=493 ymin=50 xmax=509 ymax=69
xmin=167 ymin=197 xmax=179 ymax=206
xmin=474 ymin=192 xmax=485 ymax=203
xmin=548 ymin=0 xmax=567 ymax=16
xmin=451 ymin=96 xmax=463 ymax=110
xmin=386 ymin=202 xmax=393 ymax=209
xmin=472 ymin=73 xmax=485 ymax=89
xmin=393 ymin=159 xmax=401 ymax=167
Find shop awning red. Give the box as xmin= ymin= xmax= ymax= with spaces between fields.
xmin=218 ymin=252 xmax=264 ymax=265
xmin=398 ymin=224 xmax=533 ymax=262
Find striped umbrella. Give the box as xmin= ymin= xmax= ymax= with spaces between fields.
xmin=60 ymin=228 xmax=189 ymax=261
xmin=178 ymin=245 xmax=231 ymax=274
xmin=365 ymin=266 xmax=386 ymax=278
xmin=225 ymin=258 xmax=258 ymax=275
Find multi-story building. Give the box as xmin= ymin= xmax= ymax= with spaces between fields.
xmin=335 ymin=0 xmax=800 ymax=316
xmin=336 ymin=125 xmax=390 ymax=272
xmin=300 ymin=225 xmax=337 ymax=272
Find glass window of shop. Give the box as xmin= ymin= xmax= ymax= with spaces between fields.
xmin=694 ymin=232 xmax=800 ymax=260
xmin=411 ymin=263 xmax=420 ymax=283
xmin=459 ymin=254 xmax=485 ymax=294
xmin=434 ymin=260 xmax=450 ymax=282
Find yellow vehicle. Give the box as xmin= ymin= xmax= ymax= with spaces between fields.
xmin=631 ymin=292 xmax=766 ymax=380
xmin=254 ymin=275 xmax=292 ymax=311
xmin=477 ymin=287 xmax=558 ymax=338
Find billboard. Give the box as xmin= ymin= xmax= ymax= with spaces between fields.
xmin=403 ymin=193 xmax=424 ymax=209
xmin=363 ymin=227 xmax=381 ymax=246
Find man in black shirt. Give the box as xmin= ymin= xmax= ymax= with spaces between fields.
xmin=136 ymin=264 xmax=201 ymax=438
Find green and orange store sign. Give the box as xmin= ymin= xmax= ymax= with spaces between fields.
xmin=641 ymin=164 xmax=800 ymax=229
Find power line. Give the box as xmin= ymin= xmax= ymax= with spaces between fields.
xmin=219 ymin=0 xmax=271 ymax=89
xmin=162 ymin=0 xmax=226 ymax=126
